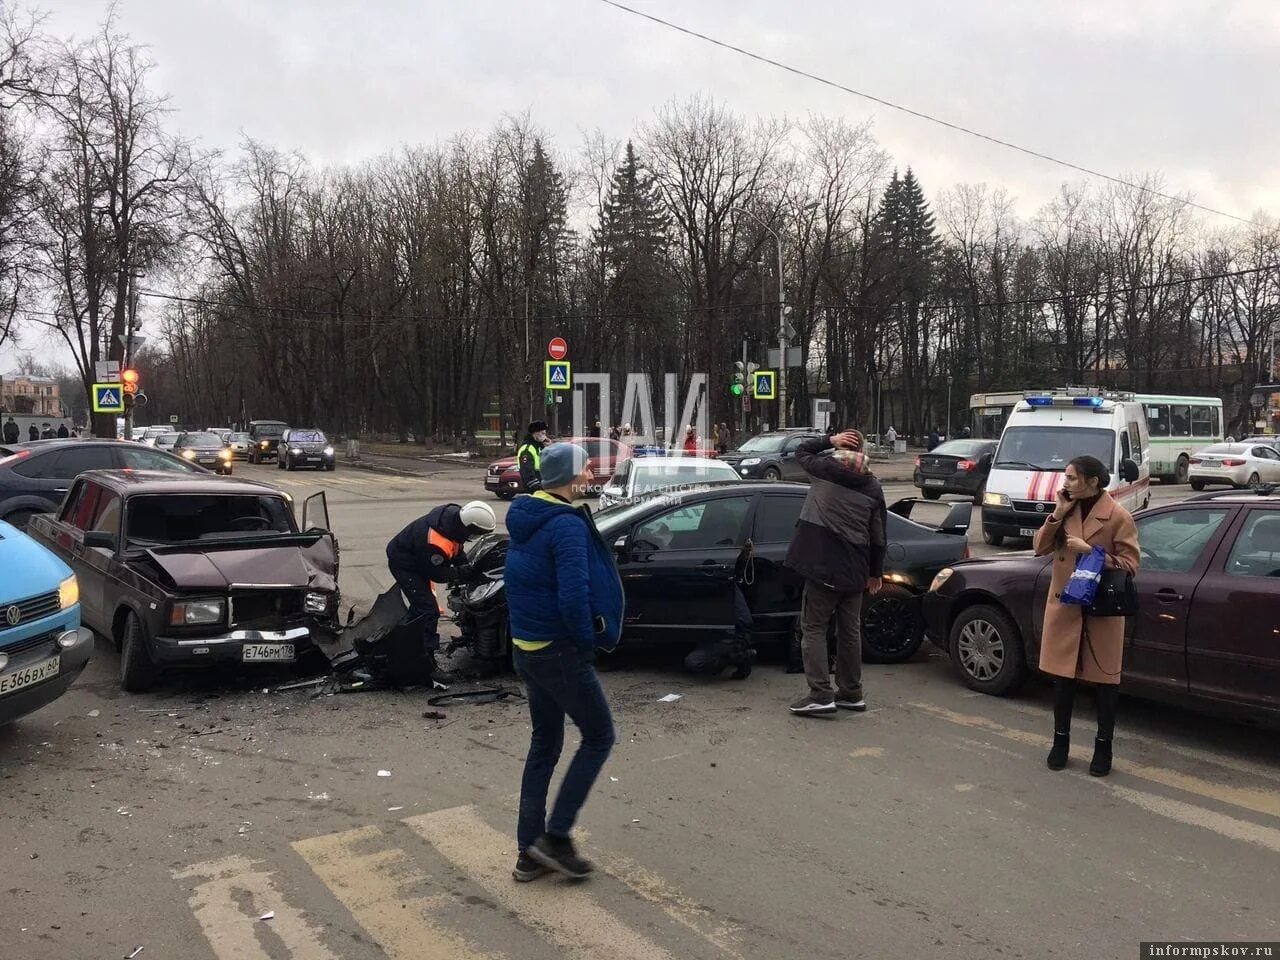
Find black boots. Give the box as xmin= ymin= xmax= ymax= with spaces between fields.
xmin=1089 ymin=737 xmax=1113 ymax=777
xmin=1046 ymin=731 xmax=1070 ymax=770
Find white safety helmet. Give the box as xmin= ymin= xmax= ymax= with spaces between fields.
xmin=459 ymin=500 xmax=497 ymax=538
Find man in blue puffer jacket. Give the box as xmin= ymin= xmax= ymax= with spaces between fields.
xmin=503 ymin=442 xmax=624 ymax=883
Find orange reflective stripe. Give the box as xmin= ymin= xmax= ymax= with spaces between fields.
xmin=427 ymin=528 xmax=460 ymax=558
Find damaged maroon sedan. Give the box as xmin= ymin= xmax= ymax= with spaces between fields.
xmin=27 ymin=471 xmax=339 ymax=691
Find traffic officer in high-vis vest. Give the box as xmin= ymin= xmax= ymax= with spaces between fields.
xmin=518 ymin=420 xmax=550 ymax=493
xmin=386 ymin=501 xmax=497 ymax=671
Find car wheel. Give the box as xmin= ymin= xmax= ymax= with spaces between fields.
xmin=496 ymin=491 xmax=514 ymax=501
xmin=1190 ymin=479 xmax=1205 ymax=491
xmin=1175 ymin=456 xmax=1190 ymax=484
xmin=982 ymin=528 xmax=1005 ymax=547
xmin=119 ymin=611 xmax=158 ymax=693
xmin=3 ymin=508 xmax=37 ymax=531
xmin=1248 ymin=472 xmax=1261 ymax=489
xmin=763 ymin=466 xmax=782 ymax=482
xmin=325 ymin=462 xmax=335 ymax=472
xmin=948 ymin=603 xmax=1026 ymax=696
xmin=921 ymin=489 xmax=942 ymax=501
xmin=861 ymin=585 xmax=925 ymax=663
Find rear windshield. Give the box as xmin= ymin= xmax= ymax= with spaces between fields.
xmin=125 ymin=494 xmax=296 ymax=545
xmin=996 ymin=426 xmax=1114 ymax=472
xmin=931 ymin=440 xmax=992 ymax=457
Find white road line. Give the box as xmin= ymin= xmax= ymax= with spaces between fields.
xmin=1106 ymin=783 xmax=1280 ymax=854
xmin=174 ymin=855 xmax=339 ymax=960
xmin=293 ymin=824 xmax=496 ymax=960
xmin=405 ymin=805 xmax=676 ymax=960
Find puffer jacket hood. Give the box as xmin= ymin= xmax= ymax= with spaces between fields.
xmin=506 ymin=492 xmax=568 ymax=543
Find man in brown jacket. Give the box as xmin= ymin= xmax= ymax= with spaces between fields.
xmin=784 ymin=430 xmax=887 ymax=716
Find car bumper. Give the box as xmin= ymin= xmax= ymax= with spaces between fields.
xmin=731 ymin=463 xmax=768 ymax=478
xmin=981 ymin=506 xmax=1049 ymax=538
xmin=485 ymin=476 xmax=521 ymax=494
xmin=915 ymin=471 xmax=982 ymax=495
xmin=149 ymin=625 xmax=316 ymax=665
xmin=1190 ymin=467 xmax=1249 ymax=486
xmin=286 ymin=453 xmax=335 ymax=468
xmin=0 ymin=627 xmax=93 ymax=725
xmin=921 ymin=590 xmax=953 ymax=651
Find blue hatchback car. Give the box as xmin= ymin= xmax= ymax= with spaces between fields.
xmin=0 ymin=518 xmax=94 ymax=725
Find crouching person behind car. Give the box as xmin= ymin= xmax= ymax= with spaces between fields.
xmin=504 ymin=443 xmax=624 ymax=882
xmin=683 ymin=552 xmax=754 ymax=679
xmin=385 ymin=500 xmax=497 ymax=676
xmin=785 ymin=430 xmax=887 ymax=716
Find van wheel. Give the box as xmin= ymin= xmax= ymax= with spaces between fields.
xmin=119 ymin=612 xmax=158 ymax=693
xmin=982 ymin=528 xmax=1004 ymax=547
xmin=1175 ymin=456 xmax=1190 ymax=484
xmin=949 ymin=604 xmax=1026 ymax=695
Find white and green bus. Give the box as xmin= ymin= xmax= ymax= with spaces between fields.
xmin=970 ymin=389 xmax=1223 ymax=483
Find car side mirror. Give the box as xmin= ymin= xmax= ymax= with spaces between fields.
xmin=1120 ymin=458 xmax=1139 ymax=484
xmin=83 ymin=530 xmax=116 ymax=551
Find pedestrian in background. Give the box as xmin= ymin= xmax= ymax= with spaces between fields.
xmin=1034 ymin=455 xmax=1139 ymax=777
xmin=518 ymin=420 xmax=549 ymax=494
xmin=785 ymin=429 xmax=887 ymax=716
xmin=717 ymin=422 xmax=730 ymax=454
xmin=504 ymin=443 xmax=624 ymax=882
xmin=2 ymin=416 xmax=17 ymax=444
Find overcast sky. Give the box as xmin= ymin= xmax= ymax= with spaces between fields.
xmin=9 ymin=0 xmax=1280 ymax=371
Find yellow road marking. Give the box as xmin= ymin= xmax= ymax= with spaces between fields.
xmin=910 ymin=702 xmax=1280 ymax=820
xmin=405 ymin=805 xmax=676 ymax=960
xmin=174 ymin=855 xmax=339 ymax=960
xmin=293 ymin=824 xmax=494 ymax=960
xmin=849 ymin=747 xmax=886 ymax=759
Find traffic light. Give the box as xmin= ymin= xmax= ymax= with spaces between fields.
xmin=732 ymin=361 xmax=746 ymax=396
xmin=121 ymin=368 xmax=140 ymax=396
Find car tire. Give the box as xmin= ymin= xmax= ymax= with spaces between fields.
xmin=861 ymin=585 xmax=925 ymax=663
xmin=948 ymin=603 xmax=1026 ymax=696
xmin=1190 ymin=479 xmax=1205 ymax=491
xmin=982 ymin=527 xmax=1005 ymax=547
xmin=922 ymin=489 xmax=942 ymax=501
xmin=763 ymin=466 xmax=782 ymax=482
xmin=1248 ymin=472 xmax=1261 ymax=489
xmin=1175 ymin=456 xmax=1190 ymax=484
xmin=3 ymin=508 xmax=37 ymax=531
xmin=119 ymin=611 xmax=158 ymax=693
xmin=325 ymin=462 xmax=335 ymax=472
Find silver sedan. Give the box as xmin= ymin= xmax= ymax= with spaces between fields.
xmin=1189 ymin=442 xmax=1280 ymax=490
xmin=599 ymin=456 xmax=742 ymax=509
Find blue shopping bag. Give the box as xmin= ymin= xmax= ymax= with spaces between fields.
xmin=1060 ymin=546 xmax=1106 ymax=606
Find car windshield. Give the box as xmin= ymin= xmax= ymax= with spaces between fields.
xmin=931 ymin=440 xmax=991 ymax=457
xmin=144 ymin=428 xmax=167 ymax=438
xmin=633 ymin=462 xmax=738 ymax=493
xmin=737 ymin=435 xmax=786 ymax=453
xmin=289 ymin=431 xmax=326 ymax=443
xmin=230 ymin=433 xmax=249 ymax=442
xmin=125 ymin=494 xmax=295 ymax=545
xmin=996 ymin=426 xmax=1114 ymax=471
xmin=182 ymin=433 xmax=224 ymax=448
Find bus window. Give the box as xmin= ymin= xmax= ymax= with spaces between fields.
xmin=1211 ymin=406 xmax=1221 ymax=438
xmin=1191 ymin=406 xmax=1214 ymax=437
xmin=1145 ymin=405 xmax=1169 ymax=437
xmin=1171 ymin=405 xmax=1191 ymax=437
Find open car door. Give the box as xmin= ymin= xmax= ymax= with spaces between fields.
xmin=302 ymin=491 xmax=331 ymax=532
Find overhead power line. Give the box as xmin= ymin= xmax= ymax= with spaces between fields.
xmin=596 ymin=0 xmax=1267 ymax=229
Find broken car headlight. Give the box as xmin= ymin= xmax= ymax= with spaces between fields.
xmin=304 ymin=591 xmax=329 ymax=614
xmin=170 ymin=599 xmax=225 ymax=626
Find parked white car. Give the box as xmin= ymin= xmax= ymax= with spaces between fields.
xmin=1189 ymin=442 xmax=1280 ymax=490
xmin=599 ymin=456 xmax=741 ymax=510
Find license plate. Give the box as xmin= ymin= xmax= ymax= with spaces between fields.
xmin=242 ymin=643 xmax=295 ymax=662
xmin=924 ymin=479 xmax=945 ymax=486
xmin=1018 ymin=528 xmax=1038 ymax=537
xmin=0 ymin=654 xmax=61 ymax=695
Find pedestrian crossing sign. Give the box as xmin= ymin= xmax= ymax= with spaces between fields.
xmin=545 ymin=360 xmax=571 ymax=390
xmin=753 ymin=370 xmax=776 ymax=400
xmin=92 ymin=382 xmax=125 ymax=413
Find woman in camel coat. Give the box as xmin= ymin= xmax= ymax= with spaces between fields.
xmin=1032 ymin=455 xmax=1140 ymax=777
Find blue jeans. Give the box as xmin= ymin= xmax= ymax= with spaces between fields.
xmin=514 ymin=642 xmax=616 ymax=852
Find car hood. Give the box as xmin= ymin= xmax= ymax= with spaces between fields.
xmin=0 ymin=520 xmax=72 ymax=598
xmin=490 ymin=457 xmax=516 ymax=470
xmin=950 ymin=551 xmax=1048 ymax=575
xmin=142 ymin=536 xmax=337 ymax=592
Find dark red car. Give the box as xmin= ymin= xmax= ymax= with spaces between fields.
xmin=922 ymin=490 xmax=1280 ymax=721
xmin=484 ymin=437 xmax=631 ymax=500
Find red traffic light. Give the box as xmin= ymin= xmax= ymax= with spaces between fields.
xmin=121 ymin=368 xmax=140 ymax=384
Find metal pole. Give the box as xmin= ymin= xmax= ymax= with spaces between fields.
xmin=946 ymin=377 xmax=953 ymax=440
xmin=775 ymin=231 xmax=787 ymax=429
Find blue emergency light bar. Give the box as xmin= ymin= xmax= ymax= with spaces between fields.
xmin=1025 ymin=395 xmax=1106 ymax=408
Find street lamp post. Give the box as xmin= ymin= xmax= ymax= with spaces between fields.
xmin=731 ymin=208 xmax=788 ymax=428
xmin=946 ymin=375 xmax=953 ymax=440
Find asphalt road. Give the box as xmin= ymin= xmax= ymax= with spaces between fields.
xmin=3 ymin=461 xmax=1276 ymax=960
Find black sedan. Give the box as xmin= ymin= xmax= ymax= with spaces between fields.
xmin=718 ymin=430 xmax=827 ymax=481
xmin=277 ymin=429 xmax=336 ymax=471
xmin=0 ymin=439 xmax=206 ymax=529
xmin=173 ymin=431 xmax=234 ymax=475
xmin=914 ymin=439 xmax=998 ymax=502
xmin=448 ymin=482 xmax=972 ymax=671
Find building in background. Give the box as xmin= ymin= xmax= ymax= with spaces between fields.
xmin=0 ymin=373 xmax=63 ymax=417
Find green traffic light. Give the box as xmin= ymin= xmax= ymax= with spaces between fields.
xmin=731 ymin=383 xmax=744 ymax=396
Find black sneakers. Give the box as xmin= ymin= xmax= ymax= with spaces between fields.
xmin=527 ymin=834 xmax=594 ymax=880
xmin=512 ymin=852 xmax=551 ymax=883
xmin=789 ymin=695 xmax=837 ymax=716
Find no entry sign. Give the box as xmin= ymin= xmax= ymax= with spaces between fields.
xmin=547 ymin=336 xmax=568 ymax=360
